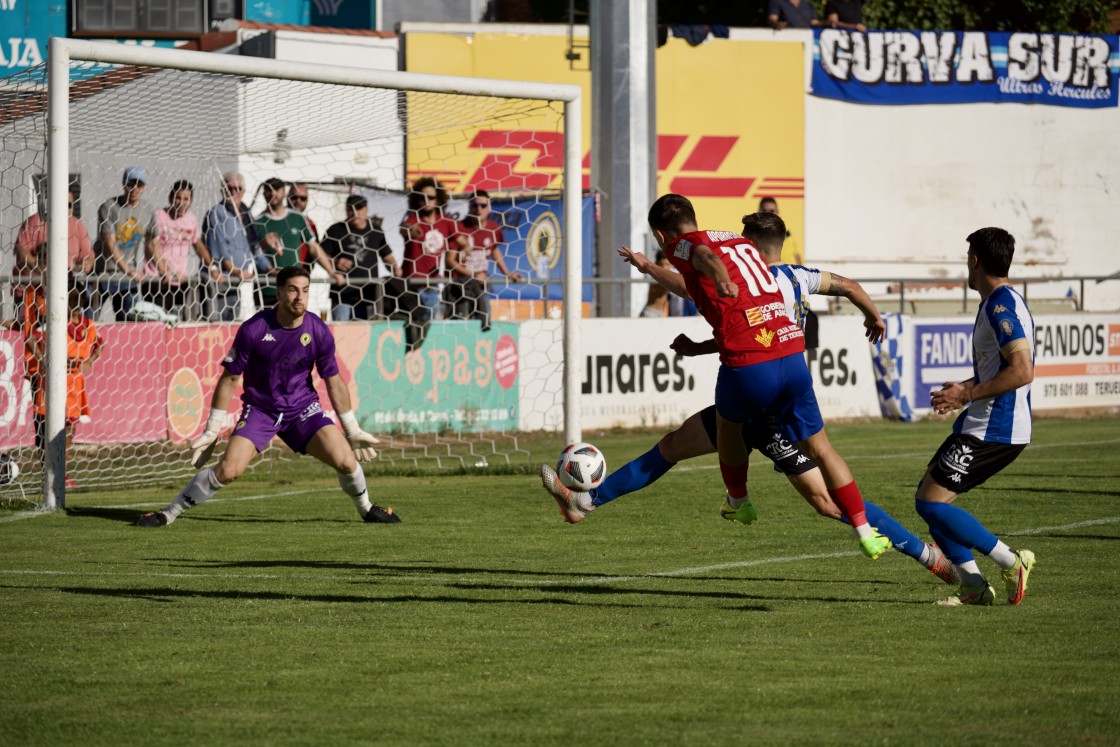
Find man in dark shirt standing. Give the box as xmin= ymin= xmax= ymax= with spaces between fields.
xmin=321 ymin=195 xmax=402 ymax=321
xmin=825 ymin=0 xmax=866 ymax=32
xmin=768 ymin=0 xmax=819 ymax=29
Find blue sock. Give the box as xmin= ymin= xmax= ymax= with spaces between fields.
xmin=915 ymin=499 xmax=998 ymax=560
xmin=590 ymin=445 xmax=674 ymax=506
xmin=862 ymin=501 xmax=925 ymax=560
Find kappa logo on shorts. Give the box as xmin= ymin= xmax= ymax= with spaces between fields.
xmin=262 ymin=333 xmax=276 ymax=342
xmin=795 ymin=455 xmax=809 ymax=465
xmin=300 ymin=333 xmax=311 ymax=346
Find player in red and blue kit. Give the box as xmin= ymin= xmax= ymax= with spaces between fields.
xmin=138 ymin=265 xmax=400 ymax=527
xmin=644 ymin=194 xmax=890 ymax=559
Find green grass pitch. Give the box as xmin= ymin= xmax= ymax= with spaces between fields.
xmin=1 ymin=418 xmax=1118 ymax=746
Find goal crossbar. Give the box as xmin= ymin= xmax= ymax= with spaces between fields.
xmin=42 ymin=37 xmax=584 ymax=508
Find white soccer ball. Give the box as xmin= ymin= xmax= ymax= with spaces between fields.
xmin=556 ymin=442 xmax=607 ymax=491
xmin=0 ymin=454 xmax=20 ymax=484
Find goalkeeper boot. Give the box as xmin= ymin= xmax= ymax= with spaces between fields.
xmin=137 ymin=511 xmax=169 ymax=528
xmin=719 ymin=495 xmax=758 ymax=524
xmin=363 ymin=504 xmax=401 ymax=524
xmin=924 ymin=543 xmax=960 ymax=585
xmin=936 ymin=582 xmax=995 ymax=607
xmin=1001 ymin=549 xmax=1035 ymax=606
xmin=858 ymin=531 xmax=892 ymax=560
xmin=539 ymin=464 xmax=594 ymax=524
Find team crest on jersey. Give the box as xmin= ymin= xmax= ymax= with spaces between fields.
xmin=673 ymin=239 xmax=692 ymax=260
xmin=755 ymin=328 xmax=775 ymax=347
xmin=745 ymin=307 xmax=764 ymax=327
xmin=1000 ymin=319 xmax=1014 ymax=337
xmin=300 ymin=333 xmax=311 ymax=346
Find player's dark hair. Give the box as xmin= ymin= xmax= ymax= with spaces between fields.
xmin=741 ymin=211 xmax=787 ymax=256
xmin=647 ymin=194 xmax=696 ymax=236
xmin=276 ymin=265 xmax=311 ymax=289
xmin=168 ymin=179 xmax=193 ymax=203
xmin=967 ymin=227 xmax=1015 ymax=277
xmin=758 ymin=196 xmax=778 ymax=211
xmin=408 ymin=176 xmax=449 ymax=211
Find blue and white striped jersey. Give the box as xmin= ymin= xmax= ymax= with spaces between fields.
xmin=769 ymin=264 xmax=829 ymax=328
xmin=953 ymin=285 xmax=1035 ymax=445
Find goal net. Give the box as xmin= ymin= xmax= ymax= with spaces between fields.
xmin=0 ymin=40 xmax=582 ymax=508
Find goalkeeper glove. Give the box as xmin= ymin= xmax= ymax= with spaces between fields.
xmin=190 ymin=408 xmax=226 ymax=468
xmin=339 ymin=411 xmax=379 ymax=462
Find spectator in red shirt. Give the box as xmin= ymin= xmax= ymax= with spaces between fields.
xmin=13 ymin=186 xmax=94 ymax=313
xmin=445 ymin=190 xmax=522 ymax=332
xmin=400 ymin=176 xmax=456 ymax=322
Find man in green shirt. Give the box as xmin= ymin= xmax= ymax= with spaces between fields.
xmin=253 ymin=178 xmax=341 ymax=302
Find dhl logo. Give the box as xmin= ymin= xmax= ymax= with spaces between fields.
xmin=408 ymin=130 xmax=803 ymax=200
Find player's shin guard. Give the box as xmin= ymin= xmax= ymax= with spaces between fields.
xmin=165 ymin=468 xmax=225 ymax=523
xmin=914 ymin=498 xmax=999 ymax=559
xmin=718 ymin=461 xmax=749 ymax=500
xmin=338 ymin=465 xmax=372 ymax=517
xmin=591 ymin=445 xmax=674 ymax=506
xmin=827 ymin=480 xmax=869 ymax=529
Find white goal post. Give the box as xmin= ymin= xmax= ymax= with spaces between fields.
xmin=34 ymin=37 xmax=583 ymax=509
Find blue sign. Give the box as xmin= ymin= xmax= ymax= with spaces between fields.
xmin=0 ymin=0 xmax=62 ymax=75
xmin=910 ymin=321 xmax=975 ymax=408
xmin=490 ymin=195 xmax=596 ymax=303
xmin=813 ymin=29 xmax=1120 ymax=108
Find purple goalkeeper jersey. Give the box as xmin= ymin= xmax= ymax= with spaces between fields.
xmin=222 ymin=308 xmax=339 ymax=415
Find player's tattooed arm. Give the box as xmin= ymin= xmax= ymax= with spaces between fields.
xmin=824 ymin=272 xmax=886 ymax=343
xmin=692 ymin=246 xmax=737 ymax=298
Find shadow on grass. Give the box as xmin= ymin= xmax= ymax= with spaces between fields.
xmin=52 ymin=585 xmax=704 ymax=609
xmin=1022 ymin=533 xmax=1120 ymax=542
xmin=451 ymin=581 xmax=925 ymax=606
xmin=159 ymin=558 xmax=627 ymax=579
xmin=65 ymin=506 xmax=149 ymax=524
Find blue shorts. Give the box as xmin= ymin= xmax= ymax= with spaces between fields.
xmin=715 ymin=354 xmax=824 ymax=443
xmin=232 ymin=401 xmax=335 ymax=454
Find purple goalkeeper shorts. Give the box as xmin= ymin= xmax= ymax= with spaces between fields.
xmin=232 ymin=401 xmax=335 ymax=455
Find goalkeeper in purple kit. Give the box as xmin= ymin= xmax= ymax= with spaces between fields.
xmin=138 ymin=265 xmax=400 ymax=527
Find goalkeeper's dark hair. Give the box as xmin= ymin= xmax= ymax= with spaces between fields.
xmin=647 ymin=194 xmax=696 ymax=236
xmin=741 ymin=211 xmax=787 ymax=257
xmin=276 ymin=265 xmax=311 ymax=289
xmin=966 ymin=227 xmax=1015 ymax=277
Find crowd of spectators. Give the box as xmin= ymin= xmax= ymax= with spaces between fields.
xmin=10 ymin=169 xmax=524 ymax=344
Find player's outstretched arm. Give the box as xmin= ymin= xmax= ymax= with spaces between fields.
xmin=670 ymin=333 xmax=718 ymax=357
xmin=324 ymin=374 xmax=379 ymax=462
xmin=824 ymin=273 xmax=886 ymax=343
xmin=191 ymin=371 xmax=241 ymax=468
xmin=617 ymin=245 xmax=690 ymax=299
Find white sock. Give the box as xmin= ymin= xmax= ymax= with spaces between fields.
xmin=338 ymin=465 xmax=372 ymax=517
xmin=852 ymin=523 xmax=875 ymax=540
xmin=954 ymin=559 xmax=985 ymax=587
xmin=727 ymin=494 xmax=749 ymax=509
xmin=987 ymin=540 xmax=1017 ymax=570
xmin=917 ymin=544 xmax=932 ymax=565
xmin=164 ymin=469 xmax=224 ymax=524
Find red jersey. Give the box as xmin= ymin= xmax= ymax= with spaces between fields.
xmin=455 ymin=218 xmax=502 ymax=276
xmin=667 ymin=230 xmax=804 ymax=367
xmin=401 ymin=213 xmax=457 ymax=278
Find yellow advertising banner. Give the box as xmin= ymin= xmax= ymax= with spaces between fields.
xmin=406 ymin=31 xmax=805 ymax=262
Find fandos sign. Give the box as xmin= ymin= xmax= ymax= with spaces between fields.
xmin=813 ymin=29 xmax=1119 ymax=108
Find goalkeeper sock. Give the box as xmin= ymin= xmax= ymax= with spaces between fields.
xmin=338 ymin=465 xmax=372 ymax=517
xmin=165 ymin=468 xmax=224 ymax=524
xmin=590 ymin=445 xmax=673 ymax=507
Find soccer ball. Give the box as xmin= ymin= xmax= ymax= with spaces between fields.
xmin=556 ymin=442 xmax=607 ymax=491
xmin=0 ymin=454 xmax=20 ymax=484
